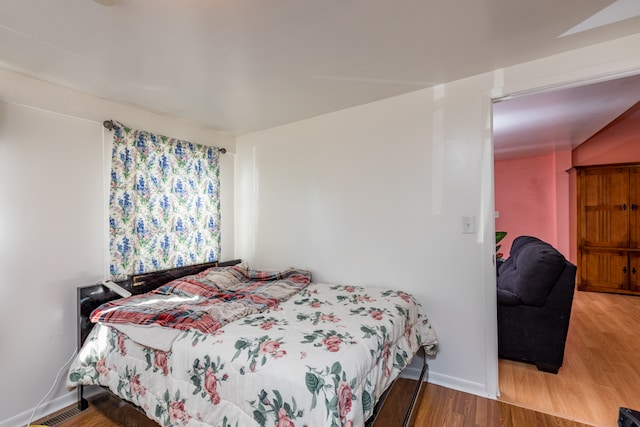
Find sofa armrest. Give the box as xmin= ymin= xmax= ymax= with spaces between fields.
xmin=497 ymin=288 xmax=522 ymax=305
xmin=542 ymin=261 xmax=577 ymax=311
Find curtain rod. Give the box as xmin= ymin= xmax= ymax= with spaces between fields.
xmin=103 ymin=120 xmax=227 ymax=154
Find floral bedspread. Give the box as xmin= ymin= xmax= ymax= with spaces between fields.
xmin=68 ymin=283 xmax=438 ymax=427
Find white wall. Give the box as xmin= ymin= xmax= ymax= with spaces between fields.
xmin=235 ymin=33 xmax=640 ymax=398
xmin=235 ymin=75 xmax=498 ymax=395
xmin=0 ymin=70 xmax=235 ymax=427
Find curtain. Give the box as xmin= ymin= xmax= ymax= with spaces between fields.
xmin=108 ymin=121 xmax=221 ymax=280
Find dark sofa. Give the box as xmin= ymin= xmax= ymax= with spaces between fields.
xmin=497 ymin=236 xmax=577 ymax=374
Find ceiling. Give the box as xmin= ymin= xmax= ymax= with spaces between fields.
xmin=493 ymin=72 xmax=640 ymax=159
xmin=1 ymin=0 xmax=640 ymax=143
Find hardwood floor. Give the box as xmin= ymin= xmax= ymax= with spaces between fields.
xmin=374 ymin=380 xmax=592 ymax=427
xmin=51 ymin=381 xmax=590 ymax=427
xmin=498 ymin=289 xmax=640 ymax=427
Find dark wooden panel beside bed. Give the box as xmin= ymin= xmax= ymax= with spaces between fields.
xmin=75 ymin=260 xmax=429 ymax=427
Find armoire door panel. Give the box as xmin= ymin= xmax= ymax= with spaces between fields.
xmin=630 ymin=253 xmax=640 ymax=291
xmin=630 ymin=167 xmax=640 ymax=249
xmin=578 ymin=249 xmax=629 ymax=291
xmin=580 ymin=168 xmax=630 ymax=248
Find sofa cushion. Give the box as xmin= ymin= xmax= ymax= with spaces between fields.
xmin=497 ymin=237 xmax=566 ymax=307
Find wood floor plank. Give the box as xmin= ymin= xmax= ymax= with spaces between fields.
xmin=498 ymin=290 xmax=640 ymax=427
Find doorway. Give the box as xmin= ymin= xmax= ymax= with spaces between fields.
xmin=492 ymin=72 xmax=640 ymax=427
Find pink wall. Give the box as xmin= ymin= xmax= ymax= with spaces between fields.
xmin=572 ymin=109 xmax=640 ymax=166
xmin=494 ymin=151 xmax=572 ymax=259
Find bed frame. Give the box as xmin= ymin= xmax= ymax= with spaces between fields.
xmin=76 ymin=261 xmax=429 ymax=426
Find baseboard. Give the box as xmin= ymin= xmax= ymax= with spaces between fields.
xmin=400 ymin=364 xmax=498 ymax=400
xmin=0 ymin=391 xmax=77 ymax=427
xmin=428 ymin=371 xmax=496 ymax=399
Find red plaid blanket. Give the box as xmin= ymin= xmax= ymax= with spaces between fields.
xmin=91 ymin=265 xmax=311 ymax=333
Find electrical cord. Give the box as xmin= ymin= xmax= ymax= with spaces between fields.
xmin=26 ymin=347 xmax=78 ymax=427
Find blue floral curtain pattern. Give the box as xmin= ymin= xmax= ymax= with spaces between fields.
xmin=109 ymin=121 xmax=221 ymax=280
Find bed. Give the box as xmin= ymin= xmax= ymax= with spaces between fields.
xmin=68 ymin=260 xmax=438 ymax=427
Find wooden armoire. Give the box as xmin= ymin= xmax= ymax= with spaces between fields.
xmin=577 ymin=164 xmax=640 ymax=295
